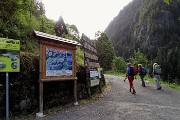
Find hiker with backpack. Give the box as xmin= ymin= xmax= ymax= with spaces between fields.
xmin=133 ymin=64 xmax=138 ymax=79
xmin=138 ymin=64 xmax=147 ymax=87
xmin=124 ymin=64 xmax=137 ymax=81
xmin=126 ymin=63 xmax=136 ymax=94
xmin=152 ymin=63 xmax=162 ymax=90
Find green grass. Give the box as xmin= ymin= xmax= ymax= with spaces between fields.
xmin=105 ymin=70 xmax=180 ymax=90
xmin=76 ymin=47 xmax=84 ymax=66
xmin=104 ymin=70 xmax=125 ymax=76
xmin=161 ymin=81 xmax=180 ymax=90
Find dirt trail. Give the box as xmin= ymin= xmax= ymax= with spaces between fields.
xmin=42 ymin=74 xmax=180 ymax=120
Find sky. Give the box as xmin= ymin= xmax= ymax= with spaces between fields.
xmin=41 ymin=0 xmax=133 ymax=39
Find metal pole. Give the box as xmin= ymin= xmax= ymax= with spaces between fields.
xmin=6 ymin=72 xmax=9 ymax=120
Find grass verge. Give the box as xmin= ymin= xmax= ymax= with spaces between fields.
xmin=105 ymin=70 xmax=125 ymax=77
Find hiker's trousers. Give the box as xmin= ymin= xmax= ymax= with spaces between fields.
xmin=154 ymin=75 xmax=161 ymax=89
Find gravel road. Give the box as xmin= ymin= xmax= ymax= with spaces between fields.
xmin=42 ymin=74 xmax=180 ymax=120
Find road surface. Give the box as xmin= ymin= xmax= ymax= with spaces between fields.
xmin=42 ymin=74 xmax=180 ymax=120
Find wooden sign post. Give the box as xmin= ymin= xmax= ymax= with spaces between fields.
xmin=33 ymin=30 xmax=81 ymax=117
xmin=81 ymin=34 xmax=101 ymax=96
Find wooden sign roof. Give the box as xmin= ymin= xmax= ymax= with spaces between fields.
xmin=33 ymin=30 xmax=81 ymax=46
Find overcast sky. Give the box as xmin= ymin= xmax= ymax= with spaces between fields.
xmin=41 ymin=0 xmax=133 ymax=39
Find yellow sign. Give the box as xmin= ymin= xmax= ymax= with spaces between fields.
xmin=0 ymin=38 xmax=20 ymax=51
xmin=0 ymin=38 xmax=20 ymax=72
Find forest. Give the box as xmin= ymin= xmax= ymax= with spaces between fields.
xmin=105 ymin=0 xmax=180 ymax=82
xmin=0 ymin=0 xmax=179 ymax=82
xmin=0 ymin=0 xmax=83 ymax=118
xmin=0 ymin=0 xmax=179 ymax=118
xmin=0 ymin=0 xmax=80 ymax=53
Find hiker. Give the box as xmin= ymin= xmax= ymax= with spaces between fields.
xmin=132 ymin=64 xmax=138 ymax=79
xmin=124 ymin=64 xmax=137 ymax=81
xmin=138 ymin=64 xmax=147 ymax=87
xmin=152 ymin=63 xmax=162 ymax=90
xmin=126 ymin=63 xmax=136 ymax=94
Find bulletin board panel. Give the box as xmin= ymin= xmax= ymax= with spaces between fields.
xmin=40 ymin=40 xmax=77 ymax=81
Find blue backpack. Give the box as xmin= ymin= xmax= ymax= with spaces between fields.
xmin=141 ymin=67 xmax=147 ymax=75
xmin=128 ymin=67 xmax=135 ymax=76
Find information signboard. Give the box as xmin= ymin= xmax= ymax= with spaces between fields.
xmin=0 ymin=38 xmax=20 ymax=72
xmin=46 ymin=47 xmax=73 ymax=76
xmin=33 ymin=30 xmax=80 ymax=116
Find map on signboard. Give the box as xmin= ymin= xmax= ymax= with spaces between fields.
xmin=46 ymin=48 xmax=72 ymax=76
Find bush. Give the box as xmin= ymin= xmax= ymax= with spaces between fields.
xmin=113 ymin=57 xmax=126 ymax=73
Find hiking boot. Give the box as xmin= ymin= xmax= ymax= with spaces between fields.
xmin=157 ymin=87 xmax=162 ymax=90
xmin=142 ymin=83 xmax=146 ymax=87
xmin=132 ymin=90 xmax=136 ymax=94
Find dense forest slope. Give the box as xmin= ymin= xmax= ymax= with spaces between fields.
xmin=0 ymin=0 xmax=56 ymax=52
xmin=105 ymin=0 xmax=180 ymax=79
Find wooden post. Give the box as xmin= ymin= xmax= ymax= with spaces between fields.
xmin=36 ymin=42 xmax=45 ymax=117
xmin=74 ymin=49 xmax=78 ymax=105
xmin=87 ymin=77 xmax=91 ymax=96
xmin=39 ymin=81 xmax=43 ymax=113
xmin=74 ymin=78 xmax=78 ymax=105
xmin=36 ymin=80 xmax=44 ymax=117
xmin=86 ymin=67 xmax=91 ymax=96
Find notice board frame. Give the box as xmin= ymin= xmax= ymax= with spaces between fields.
xmin=33 ymin=30 xmax=80 ymax=117
xmin=39 ymin=40 xmax=76 ymax=81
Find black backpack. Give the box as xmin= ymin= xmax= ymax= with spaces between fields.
xmin=128 ymin=67 xmax=135 ymax=76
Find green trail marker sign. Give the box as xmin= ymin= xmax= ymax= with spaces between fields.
xmin=0 ymin=38 xmax=20 ymax=72
xmin=0 ymin=37 xmax=20 ymax=120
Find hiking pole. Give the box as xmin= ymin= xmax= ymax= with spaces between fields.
xmin=124 ymin=76 xmax=127 ymax=81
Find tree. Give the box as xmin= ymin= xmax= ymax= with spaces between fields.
xmin=66 ymin=24 xmax=80 ymax=40
xmin=130 ymin=49 xmax=148 ymax=67
xmin=95 ymin=32 xmax=115 ymax=70
xmin=156 ymin=46 xmax=180 ymax=82
xmin=0 ymin=0 xmax=57 ymax=52
xmin=39 ymin=15 xmax=56 ymax=34
xmin=54 ymin=16 xmax=68 ymax=37
xmin=164 ymin=0 xmax=172 ymax=4
xmin=113 ymin=57 xmax=126 ymax=72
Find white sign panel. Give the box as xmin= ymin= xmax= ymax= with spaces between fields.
xmin=90 ymin=70 xmax=100 ymax=87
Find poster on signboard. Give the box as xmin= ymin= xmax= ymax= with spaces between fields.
xmin=90 ymin=70 xmax=100 ymax=87
xmin=46 ymin=48 xmax=73 ymax=76
xmin=0 ymin=38 xmax=20 ymax=72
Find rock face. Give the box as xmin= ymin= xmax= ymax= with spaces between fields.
xmin=105 ymin=0 xmax=180 ymax=80
xmin=105 ymin=0 xmax=180 ymax=59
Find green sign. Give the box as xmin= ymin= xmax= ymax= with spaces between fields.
xmin=0 ymin=38 xmax=20 ymax=72
xmin=0 ymin=38 xmax=20 ymax=50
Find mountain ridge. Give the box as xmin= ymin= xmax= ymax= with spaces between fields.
xmin=105 ymin=0 xmax=180 ymax=79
